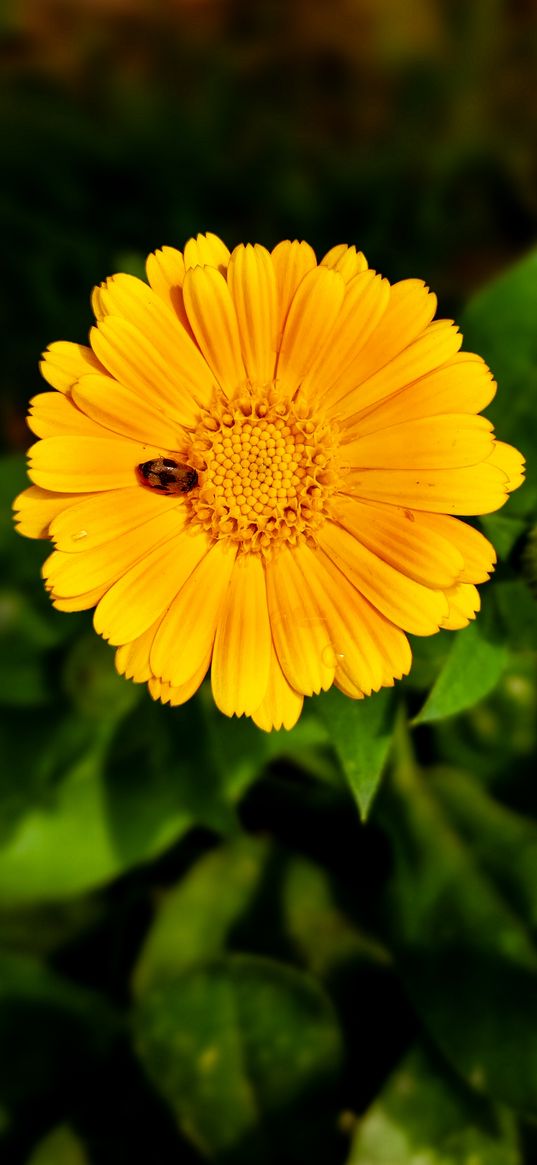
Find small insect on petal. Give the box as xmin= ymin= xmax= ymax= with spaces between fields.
xmin=136 ymin=457 xmax=198 ymax=495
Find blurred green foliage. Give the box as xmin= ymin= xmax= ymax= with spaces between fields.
xmin=2 ymin=2 xmax=537 ymax=1162
xmin=348 ymin=1044 xmax=521 ymax=1165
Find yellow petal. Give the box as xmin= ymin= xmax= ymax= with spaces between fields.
xmin=412 ymin=514 xmax=496 ymax=583
xmin=266 ymin=544 xmax=336 ymax=696
xmin=271 ymin=240 xmax=317 ymax=340
xmin=165 ymin=669 xmax=209 ymax=706
xmin=151 ymin=540 xmax=238 ymax=686
xmin=251 ymin=647 xmax=303 ymax=731
xmin=183 ymin=266 xmax=246 ymax=394
xmin=321 ymin=278 xmax=438 ymax=410
xmin=300 ymin=271 xmax=390 ymax=400
xmin=319 ymin=521 xmax=448 ymax=635
xmin=90 ymin=272 xmax=147 ymax=323
xmin=211 ymin=554 xmax=272 ymax=717
xmin=14 ymin=486 xmax=85 ymax=539
xmin=116 ymin=620 xmax=160 ymax=682
xmin=94 ymin=526 xmax=210 ymax=646
xmin=52 ymin=585 xmax=109 ymax=612
xmin=28 ymin=392 xmax=110 ymax=439
xmin=332 ymin=498 xmax=465 ymax=588
xmin=343 ymin=354 xmax=496 ymax=438
xmin=312 ymin=542 xmax=407 ymax=694
xmin=320 ymin=244 xmax=368 ymax=281
xmin=72 ymin=373 xmax=182 ymax=448
xmin=43 ymin=507 xmax=185 ymax=597
xmin=148 ymin=677 xmax=166 ymax=701
xmin=333 ymin=672 xmax=366 ymax=699
xmin=183 ymin=232 xmax=231 ymax=272
xmin=50 ymin=487 xmax=173 ymax=552
xmin=267 ymin=542 xmax=412 ymax=698
xmin=342 ymin=414 xmax=494 ymax=470
xmin=28 ymin=435 xmax=162 ymax=492
xmin=149 ymin=660 xmax=210 ymax=707
xmin=90 ymin=314 xmax=212 ymax=425
xmin=91 ymin=272 xmax=194 ymax=356
xmin=315 ymin=547 xmax=412 ymax=691
xmin=487 ymin=441 xmax=526 ymax=492
xmin=441 ymin=582 xmax=481 ymax=630
xmin=40 ymin=342 xmax=104 ymax=394
xmin=93 ymin=271 xmax=159 ymax=318
xmin=146 ymin=245 xmax=185 ymax=295
xmin=145 ymin=246 xmax=192 ymax=332
xmin=346 ymin=462 xmax=510 ymax=515
xmin=92 ymin=270 xmax=198 ymax=368
xmin=227 ymin=244 xmax=278 ymax=384
xmin=276 ymin=266 xmax=345 ymax=395
xmin=331 ymin=321 xmax=462 ymax=416
xmin=118 ymin=618 xmax=207 ymax=703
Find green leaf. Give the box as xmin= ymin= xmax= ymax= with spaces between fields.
xmin=0 ymin=589 xmax=70 ymax=707
xmin=134 ymin=954 xmax=343 ymax=1164
xmin=281 ymin=852 xmax=390 ymax=980
xmin=133 ymin=835 xmax=387 ymax=998
xmin=0 ymin=897 xmax=103 ymax=958
xmin=0 ymin=673 xmax=308 ymax=902
xmin=430 ymin=655 xmax=537 ymax=786
xmin=26 ymin=1127 xmax=88 ymax=1165
xmin=348 ymin=1044 xmax=520 ymax=1165
xmin=381 ymin=745 xmax=537 ymax=1114
xmin=0 ymin=953 xmax=119 ymax=1107
xmin=198 ymin=683 xmax=330 ymax=794
xmin=401 ymin=633 xmax=451 ymax=693
xmin=133 ymin=836 xmax=272 ymax=996
xmin=479 ymin=514 xmax=527 ymax=562
xmin=60 ymin=633 xmax=140 ymax=720
xmin=429 ymin=768 xmax=537 ymax=934
xmin=522 ymin=523 xmax=537 ymax=593
xmin=462 ymin=247 xmax=537 ymax=517
xmin=315 ymin=687 xmax=396 ymax=819
xmin=493 ymin=580 xmax=537 ymax=651
xmin=0 ymin=698 xmax=212 ymax=902
xmin=414 ymin=617 xmax=508 ymax=725
xmin=0 ymin=655 xmax=140 ymax=901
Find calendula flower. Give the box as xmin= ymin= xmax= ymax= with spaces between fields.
xmin=14 ymin=234 xmax=524 ymax=730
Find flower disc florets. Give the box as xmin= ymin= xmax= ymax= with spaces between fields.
xmin=184 ymin=386 xmax=341 ymax=555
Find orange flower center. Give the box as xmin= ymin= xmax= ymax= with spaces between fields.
xmin=183 ymin=386 xmax=341 ymax=555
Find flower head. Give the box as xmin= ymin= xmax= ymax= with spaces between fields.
xmin=14 ymin=234 xmax=524 ymax=729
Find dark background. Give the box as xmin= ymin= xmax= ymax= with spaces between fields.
xmin=2 ymin=0 xmax=537 ymax=451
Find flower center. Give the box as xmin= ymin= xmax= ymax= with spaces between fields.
xmin=182 ymin=386 xmax=341 ymax=555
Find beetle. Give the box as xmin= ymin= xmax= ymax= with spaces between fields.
xmin=136 ymin=457 xmax=198 ymax=495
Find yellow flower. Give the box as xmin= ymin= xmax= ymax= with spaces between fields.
xmin=14 ymin=234 xmax=524 ymax=730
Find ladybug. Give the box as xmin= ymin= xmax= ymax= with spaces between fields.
xmin=136 ymin=457 xmax=198 ymax=495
